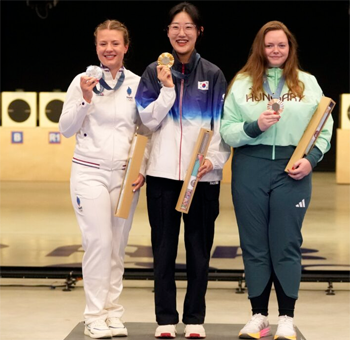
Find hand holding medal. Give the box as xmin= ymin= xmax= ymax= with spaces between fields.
xmin=157 ymin=52 xmax=174 ymax=88
xmin=86 ymin=65 xmax=103 ymax=80
xmin=83 ymin=65 xmax=126 ymax=97
xmin=264 ymin=74 xmax=285 ymax=113
xmin=83 ymin=65 xmax=103 ymax=87
xmin=257 ymin=74 xmax=285 ymax=130
xmin=258 ymin=75 xmax=285 ymax=131
xmin=81 ymin=65 xmax=103 ymax=102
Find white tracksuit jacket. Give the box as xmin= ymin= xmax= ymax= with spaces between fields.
xmin=59 ymin=67 xmax=149 ymax=173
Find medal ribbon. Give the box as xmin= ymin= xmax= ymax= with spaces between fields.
xmin=93 ymin=69 xmax=125 ymax=95
xmin=263 ymin=74 xmax=285 ymax=99
xmin=171 ymin=53 xmax=201 ymax=80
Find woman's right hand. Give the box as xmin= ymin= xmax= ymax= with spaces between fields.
xmin=80 ymin=76 xmax=99 ymax=103
xmin=156 ymin=65 xmax=174 ymax=88
xmin=257 ymin=110 xmax=281 ymax=131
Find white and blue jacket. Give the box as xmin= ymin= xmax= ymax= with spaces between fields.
xmin=135 ymin=50 xmax=231 ymax=182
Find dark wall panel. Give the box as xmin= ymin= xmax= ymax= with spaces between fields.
xmin=1 ymin=0 xmax=349 ymax=171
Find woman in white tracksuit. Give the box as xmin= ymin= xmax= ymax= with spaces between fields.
xmin=59 ymin=20 xmax=149 ymax=339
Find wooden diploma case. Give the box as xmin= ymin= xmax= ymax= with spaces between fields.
xmin=176 ymin=128 xmax=213 ymax=214
xmin=285 ymin=96 xmax=336 ymax=172
xmin=115 ymin=133 xmax=148 ymax=219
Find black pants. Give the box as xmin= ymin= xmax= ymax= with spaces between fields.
xmin=250 ymin=270 xmax=296 ymax=317
xmin=146 ymin=176 xmax=220 ymax=325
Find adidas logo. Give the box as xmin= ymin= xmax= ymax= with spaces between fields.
xmin=296 ymin=199 xmax=306 ymax=208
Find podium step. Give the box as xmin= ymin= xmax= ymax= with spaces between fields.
xmin=65 ymin=321 xmax=306 ymax=339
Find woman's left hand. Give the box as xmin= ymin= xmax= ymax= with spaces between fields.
xmin=197 ymin=159 xmax=213 ymax=180
xmin=287 ymin=158 xmax=312 ymax=180
xmin=132 ymin=174 xmax=145 ymax=192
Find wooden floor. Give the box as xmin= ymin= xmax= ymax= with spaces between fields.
xmin=0 ymin=172 xmax=349 ymax=272
xmin=0 ymin=172 xmax=349 ymax=340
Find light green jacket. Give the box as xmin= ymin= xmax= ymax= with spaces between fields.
xmin=220 ymin=67 xmax=333 ymax=162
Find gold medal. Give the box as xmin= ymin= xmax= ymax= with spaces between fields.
xmin=267 ymin=98 xmax=284 ymax=114
xmin=157 ymin=52 xmax=174 ymax=68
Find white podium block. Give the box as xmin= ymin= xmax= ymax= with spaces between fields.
xmin=1 ymin=92 xmax=37 ymax=127
xmin=39 ymin=92 xmax=66 ymax=127
xmin=340 ymin=93 xmax=350 ymax=130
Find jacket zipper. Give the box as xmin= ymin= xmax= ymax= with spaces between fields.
xmin=272 ymin=68 xmax=278 ymax=160
xmin=179 ymin=63 xmax=185 ymax=180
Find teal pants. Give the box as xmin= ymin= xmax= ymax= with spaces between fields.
xmin=231 ymin=151 xmax=312 ymax=299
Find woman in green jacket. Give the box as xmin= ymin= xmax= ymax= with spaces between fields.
xmin=220 ymin=21 xmax=333 ymax=340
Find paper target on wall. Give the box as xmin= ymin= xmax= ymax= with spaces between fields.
xmin=340 ymin=93 xmax=350 ymax=130
xmin=39 ymin=92 xmax=66 ymax=127
xmin=1 ymin=92 xmax=37 ymax=127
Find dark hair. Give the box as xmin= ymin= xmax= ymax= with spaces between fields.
xmin=166 ymin=2 xmax=203 ymax=40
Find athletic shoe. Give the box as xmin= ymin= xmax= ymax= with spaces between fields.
xmin=239 ymin=313 xmax=271 ymax=339
xmin=84 ymin=319 xmax=112 ymax=339
xmin=184 ymin=324 xmax=206 ymax=338
xmin=274 ymin=315 xmax=296 ymax=340
xmin=155 ymin=324 xmax=177 ymax=338
xmin=106 ymin=317 xmax=128 ymax=337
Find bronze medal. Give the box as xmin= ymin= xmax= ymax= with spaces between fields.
xmin=267 ymin=98 xmax=284 ymax=114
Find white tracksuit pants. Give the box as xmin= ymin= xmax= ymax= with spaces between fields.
xmin=70 ymin=162 xmax=139 ymax=324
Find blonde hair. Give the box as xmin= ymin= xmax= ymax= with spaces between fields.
xmin=94 ymin=19 xmax=130 ymax=46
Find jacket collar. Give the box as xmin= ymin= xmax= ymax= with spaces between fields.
xmin=171 ymin=50 xmax=201 ymax=79
xmin=172 ymin=49 xmax=200 ymax=76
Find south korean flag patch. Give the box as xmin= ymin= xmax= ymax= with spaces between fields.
xmin=198 ymin=81 xmax=209 ymax=90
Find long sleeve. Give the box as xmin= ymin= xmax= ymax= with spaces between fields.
xmin=135 ymin=56 xmax=231 ymax=182
xmin=134 ymin=117 xmax=152 ymax=177
xmin=220 ymin=89 xmax=255 ymax=148
xmin=59 ymin=74 xmax=89 ymax=138
xmin=135 ymin=66 xmax=176 ymax=131
xmin=314 ymin=99 xmax=334 ymax=156
xmin=205 ymin=70 xmax=231 ymax=170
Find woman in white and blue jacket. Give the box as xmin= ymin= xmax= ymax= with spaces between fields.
xmin=135 ymin=2 xmax=230 ymax=339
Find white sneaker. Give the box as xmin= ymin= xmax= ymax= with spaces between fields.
xmin=274 ymin=315 xmax=296 ymax=340
xmin=155 ymin=324 xmax=177 ymax=338
xmin=184 ymin=324 xmax=206 ymax=338
xmin=84 ymin=319 xmax=112 ymax=339
xmin=106 ymin=317 xmax=128 ymax=337
xmin=239 ymin=313 xmax=271 ymax=339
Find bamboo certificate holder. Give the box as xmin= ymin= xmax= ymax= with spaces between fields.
xmin=176 ymin=128 xmax=213 ymax=214
xmin=115 ymin=133 xmax=148 ymax=219
xmin=285 ymin=96 xmax=336 ymax=172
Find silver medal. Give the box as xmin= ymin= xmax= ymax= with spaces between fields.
xmin=86 ymin=65 xmax=103 ymax=80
